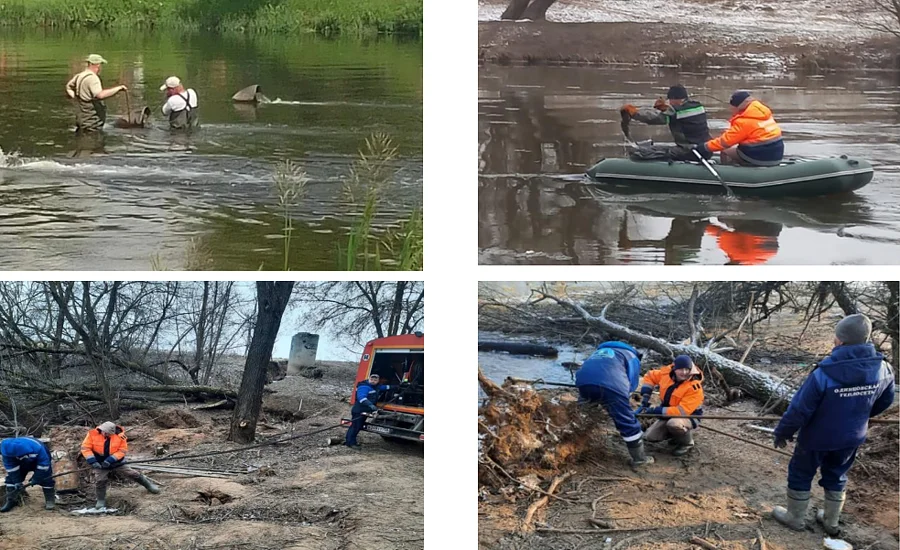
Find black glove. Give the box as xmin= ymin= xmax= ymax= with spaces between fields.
xmin=774 ymin=436 xmax=788 ymax=449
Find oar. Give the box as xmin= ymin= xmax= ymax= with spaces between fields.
xmin=692 ymin=148 xmax=734 ymax=198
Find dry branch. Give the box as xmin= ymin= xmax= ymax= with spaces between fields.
xmin=522 ymin=471 xmax=571 ymax=531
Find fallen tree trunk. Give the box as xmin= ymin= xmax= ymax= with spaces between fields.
xmin=478 ymin=340 xmax=558 ymax=357
xmin=540 ymin=294 xmax=798 ymax=413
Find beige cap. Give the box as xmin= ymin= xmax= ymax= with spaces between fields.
xmin=98 ymin=422 xmax=117 ymax=435
xmin=160 ymin=76 xmax=181 ymax=91
xmin=85 ymin=54 xmax=107 ymax=65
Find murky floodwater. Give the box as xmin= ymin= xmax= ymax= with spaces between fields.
xmin=0 ymin=30 xmax=421 ymax=270
xmin=478 ymin=65 xmax=900 ymax=265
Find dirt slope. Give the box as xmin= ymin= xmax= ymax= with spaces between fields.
xmin=0 ymin=362 xmax=423 ymax=550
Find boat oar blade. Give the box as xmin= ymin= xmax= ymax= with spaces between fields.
xmin=692 ymin=148 xmax=734 ymax=198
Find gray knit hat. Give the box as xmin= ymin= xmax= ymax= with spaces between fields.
xmin=835 ymin=313 xmax=872 ymax=345
xmin=98 ymin=422 xmax=117 ymax=435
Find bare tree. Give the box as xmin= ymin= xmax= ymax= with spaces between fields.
xmin=229 ymin=282 xmax=294 ymax=444
xmin=859 ymin=0 xmax=900 ymax=36
xmin=501 ymin=0 xmax=557 ymax=20
xmin=294 ymin=282 xmax=424 ymax=349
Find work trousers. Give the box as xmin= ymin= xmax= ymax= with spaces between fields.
xmin=578 ymin=384 xmax=643 ymax=443
xmin=787 ymin=444 xmax=859 ymax=492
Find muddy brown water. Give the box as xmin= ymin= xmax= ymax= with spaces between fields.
xmin=478 ymin=65 xmax=900 ymax=265
xmin=0 ymin=30 xmax=422 ymax=270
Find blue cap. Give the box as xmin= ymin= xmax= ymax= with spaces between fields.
xmin=673 ymin=355 xmax=693 ymax=370
xmin=729 ymin=90 xmax=751 ymax=107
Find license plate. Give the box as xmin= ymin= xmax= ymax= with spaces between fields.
xmin=367 ymin=425 xmax=391 ymax=435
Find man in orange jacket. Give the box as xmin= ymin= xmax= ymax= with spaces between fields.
xmin=81 ymin=422 xmax=160 ymax=509
xmin=695 ymin=91 xmax=784 ymax=166
xmin=637 ymin=355 xmax=704 ymax=456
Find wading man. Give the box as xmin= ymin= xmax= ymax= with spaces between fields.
xmin=65 ymin=54 xmax=127 ymax=134
xmin=160 ymin=76 xmax=200 ymax=131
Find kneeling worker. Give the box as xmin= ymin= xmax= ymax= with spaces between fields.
xmin=575 ymin=341 xmax=653 ymax=467
xmin=638 ymin=355 xmax=704 ymax=456
xmin=1 ymin=437 xmax=55 ymax=512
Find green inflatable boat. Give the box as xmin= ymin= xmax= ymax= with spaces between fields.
xmin=585 ymin=156 xmax=874 ymax=198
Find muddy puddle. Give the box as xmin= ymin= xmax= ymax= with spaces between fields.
xmin=478 ymin=65 xmax=900 ymax=265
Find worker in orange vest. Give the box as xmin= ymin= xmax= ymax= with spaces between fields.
xmin=638 ymin=355 xmax=705 ymax=456
xmin=695 ymin=91 xmax=784 ymax=166
xmin=81 ymin=422 xmax=160 ymax=509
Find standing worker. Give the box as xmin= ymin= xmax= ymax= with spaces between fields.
xmin=345 ymin=373 xmax=393 ymax=450
xmin=638 ymin=355 xmax=704 ymax=456
xmin=620 ymin=85 xmax=712 ymax=161
xmin=81 ymin=422 xmax=160 ymax=509
xmin=575 ymin=341 xmax=653 ymax=467
xmin=0 ymin=437 xmax=56 ymax=512
xmin=160 ymin=76 xmax=199 ymax=131
xmin=65 ymin=54 xmax=128 ymax=133
xmin=695 ymin=90 xmax=784 ymax=166
xmin=771 ymin=314 xmax=895 ymax=535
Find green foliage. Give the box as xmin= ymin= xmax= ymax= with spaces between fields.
xmin=272 ymin=159 xmax=310 ymax=271
xmin=0 ymin=0 xmax=422 ymax=35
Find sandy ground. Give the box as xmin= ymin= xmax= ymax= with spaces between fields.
xmin=0 ymin=362 xmax=424 ymax=550
xmin=478 ymin=0 xmax=900 ymax=69
xmin=479 ymin=306 xmax=899 ymax=549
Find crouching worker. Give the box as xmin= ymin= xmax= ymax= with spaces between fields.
xmin=575 ymin=341 xmax=653 ymax=467
xmin=345 ymin=373 xmax=393 ymax=450
xmin=1 ymin=437 xmax=55 ymax=512
xmin=81 ymin=422 xmax=160 ymax=509
xmin=772 ymin=314 xmax=894 ymax=535
xmin=638 ymin=355 xmax=704 ymax=456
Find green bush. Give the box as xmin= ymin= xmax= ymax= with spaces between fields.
xmin=0 ymin=0 xmax=422 ymax=35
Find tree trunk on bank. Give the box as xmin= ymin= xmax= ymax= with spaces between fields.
xmin=543 ymin=295 xmax=798 ymax=412
xmin=501 ymin=0 xmax=557 ymax=20
xmin=229 ymin=282 xmax=293 ymax=444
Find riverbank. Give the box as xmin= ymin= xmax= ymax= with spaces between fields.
xmin=478 ymin=0 xmax=899 ymax=71
xmin=0 ymin=0 xmax=422 ymax=35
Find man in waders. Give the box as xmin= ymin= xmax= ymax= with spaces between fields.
xmin=574 ymin=341 xmax=654 ymax=467
xmin=160 ymin=76 xmax=200 ymax=131
xmin=771 ymin=314 xmax=894 ymax=536
xmin=65 ymin=54 xmax=128 ymax=133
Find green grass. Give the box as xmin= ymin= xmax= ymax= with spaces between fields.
xmin=0 ymin=0 xmax=422 ymax=35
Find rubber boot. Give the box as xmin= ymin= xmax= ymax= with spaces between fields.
xmin=0 ymin=486 xmax=21 ymax=513
xmin=626 ymin=440 xmax=655 ymax=467
xmin=816 ymin=490 xmax=846 ymax=536
xmin=772 ymin=488 xmax=810 ymax=531
xmin=42 ymin=487 xmax=56 ymax=510
xmin=95 ymin=484 xmax=107 ymax=510
xmin=136 ymin=475 xmax=160 ymax=494
xmin=671 ymin=430 xmax=694 ymax=457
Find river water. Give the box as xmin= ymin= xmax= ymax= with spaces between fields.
xmin=0 ymin=30 xmax=422 ymax=270
xmin=478 ymin=65 xmax=900 ymax=265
